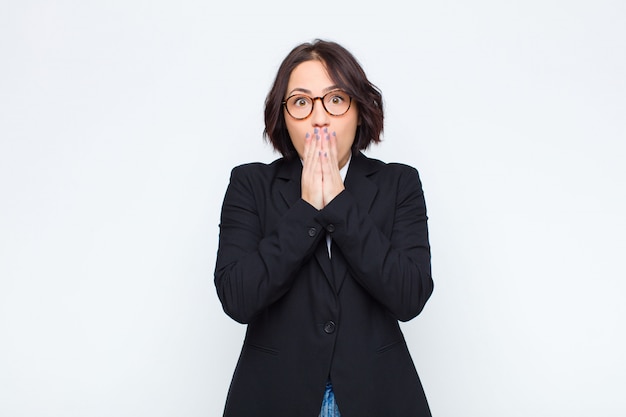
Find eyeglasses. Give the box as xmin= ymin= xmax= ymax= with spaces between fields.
xmin=282 ymin=90 xmax=352 ymax=120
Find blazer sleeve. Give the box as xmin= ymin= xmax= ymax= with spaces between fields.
xmin=318 ymin=165 xmax=433 ymax=322
xmin=214 ymin=165 xmax=323 ymax=324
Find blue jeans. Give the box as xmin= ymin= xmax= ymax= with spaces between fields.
xmin=319 ymin=380 xmax=341 ymax=417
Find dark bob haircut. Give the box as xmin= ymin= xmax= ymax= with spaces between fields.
xmin=264 ymin=39 xmax=384 ymax=159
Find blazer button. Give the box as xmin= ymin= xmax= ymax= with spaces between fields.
xmin=323 ymin=321 xmax=336 ymax=334
xmin=308 ymin=227 xmax=317 ymax=237
xmin=326 ymin=224 xmax=335 ymax=233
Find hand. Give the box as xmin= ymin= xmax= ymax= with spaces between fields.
xmin=320 ymin=129 xmax=345 ymax=206
xmin=301 ymin=128 xmax=345 ymax=210
xmin=301 ymin=130 xmax=324 ymax=210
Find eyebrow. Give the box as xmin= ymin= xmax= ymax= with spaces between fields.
xmin=286 ymin=85 xmax=341 ymax=97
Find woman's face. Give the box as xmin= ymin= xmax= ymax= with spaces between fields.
xmin=284 ymin=60 xmax=359 ymax=169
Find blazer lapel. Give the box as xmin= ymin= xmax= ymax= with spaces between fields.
xmin=276 ymin=157 xmax=336 ymax=289
xmin=275 ymin=153 xmax=379 ymax=210
xmin=315 ymin=239 xmax=336 ymax=291
xmin=334 ymin=152 xmax=380 ymax=292
xmin=276 ymin=158 xmax=302 ymax=209
xmin=344 ymin=152 xmax=379 ymax=214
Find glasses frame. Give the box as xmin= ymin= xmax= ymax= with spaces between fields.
xmin=282 ymin=89 xmax=353 ymax=120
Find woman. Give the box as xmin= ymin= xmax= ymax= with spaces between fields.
xmin=214 ymin=39 xmax=434 ymax=417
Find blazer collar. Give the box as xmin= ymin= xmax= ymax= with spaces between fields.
xmin=276 ymin=152 xmax=380 ymax=210
xmin=276 ymin=157 xmax=302 ymax=208
xmin=275 ymin=152 xmax=380 ymax=294
xmin=336 ymin=152 xmax=380 ymax=293
xmin=344 ymin=152 xmax=380 ymax=213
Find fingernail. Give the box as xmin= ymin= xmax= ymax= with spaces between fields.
xmin=318 ymin=151 xmax=321 ymax=156
xmin=326 ymin=134 xmax=330 ymax=140
xmin=314 ymin=128 xmax=319 ymax=134
xmin=316 ymin=134 xmax=320 ymax=140
xmin=332 ymin=131 xmax=336 ymax=136
xmin=324 ymin=152 xmax=328 ymax=157
xmin=323 ymin=127 xmax=328 ymax=133
xmin=305 ymin=132 xmax=310 ymax=139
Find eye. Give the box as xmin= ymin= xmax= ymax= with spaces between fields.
xmin=331 ymin=96 xmax=343 ymax=105
xmin=291 ymin=96 xmax=311 ymax=108
xmin=327 ymin=91 xmax=349 ymax=105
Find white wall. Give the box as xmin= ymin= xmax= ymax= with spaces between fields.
xmin=1 ymin=1 xmax=624 ymax=416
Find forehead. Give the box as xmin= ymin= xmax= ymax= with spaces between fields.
xmin=287 ymin=60 xmax=335 ymax=93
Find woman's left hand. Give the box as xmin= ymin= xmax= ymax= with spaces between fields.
xmin=320 ymin=130 xmax=345 ymax=206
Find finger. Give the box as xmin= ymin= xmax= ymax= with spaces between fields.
xmin=301 ymin=131 xmax=324 ymax=209
xmin=315 ymin=129 xmax=324 ymax=169
xmin=320 ymin=127 xmax=329 ymax=146
xmin=305 ymin=131 xmax=324 ymax=175
xmin=302 ymin=132 xmax=318 ymax=182
xmin=303 ymin=132 xmax=315 ymax=165
xmin=327 ymin=130 xmax=340 ymax=169
xmin=321 ymin=154 xmax=344 ymax=206
xmin=321 ymin=150 xmax=340 ymax=185
xmin=320 ymin=129 xmax=332 ymax=174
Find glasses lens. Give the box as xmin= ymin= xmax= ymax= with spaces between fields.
xmin=286 ymin=95 xmax=312 ymax=119
xmin=323 ymin=90 xmax=351 ymax=116
xmin=285 ymin=90 xmax=351 ymax=119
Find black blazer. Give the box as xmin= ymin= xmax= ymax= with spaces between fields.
xmin=215 ymin=152 xmax=434 ymax=417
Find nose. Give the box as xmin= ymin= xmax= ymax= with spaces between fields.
xmin=310 ymin=97 xmax=330 ymax=128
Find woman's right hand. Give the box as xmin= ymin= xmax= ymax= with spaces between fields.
xmin=301 ymin=130 xmax=324 ymax=210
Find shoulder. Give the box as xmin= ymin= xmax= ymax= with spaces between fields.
xmin=350 ymin=154 xmax=425 ymax=203
xmin=229 ymin=157 xmax=292 ymax=181
xmin=230 ymin=158 xmax=280 ymax=174
xmin=355 ymin=153 xmax=422 ymax=182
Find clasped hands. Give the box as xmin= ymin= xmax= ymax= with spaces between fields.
xmin=301 ymin=128 xmax=345 ymax=210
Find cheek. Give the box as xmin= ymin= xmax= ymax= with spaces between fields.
xmin=337 ymin=124 xmax=358 ymax=151
xmin=286 ymin=124 xmax=306 ymax=156
xmin=339 ymin=113 xmax=359 ymax=145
